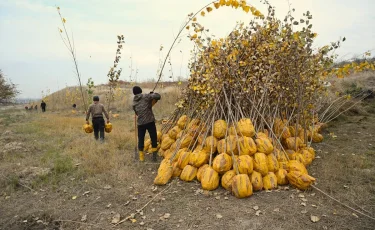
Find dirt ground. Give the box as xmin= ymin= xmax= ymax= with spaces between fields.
xmin=0 ymin=104 xmax=374 ymax=230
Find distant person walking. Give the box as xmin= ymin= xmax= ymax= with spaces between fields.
xmin=41 ymin=101 xmax=46 ymax=112
xmin=34 ymin=104 xmax=38 ymax=111
xmin=86 ymin=96 xmax=110 ymax=141
xmin=132 ymin=86 xmax=161 ymax=162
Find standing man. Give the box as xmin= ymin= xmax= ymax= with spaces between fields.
xmin=132 ymin=86 xmax=161 ymax=162
xmin=86 ymin=96 xmax=110 ymax=141
xmin=41 ymin=100 xmax=46 ymax=112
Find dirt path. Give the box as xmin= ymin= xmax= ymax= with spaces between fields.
xmin=0 ymin=108 xmax=374 ymax=230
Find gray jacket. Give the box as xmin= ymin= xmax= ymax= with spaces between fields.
xmin=133 ymin=93 xmax=161 ymax=126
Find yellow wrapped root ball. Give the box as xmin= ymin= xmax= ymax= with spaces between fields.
xmin=253 ymin=152 xmax=268 ymax=176
xmin=263 ymin=172 xmax=278 ymax=190
xmin=236 ymin=118 xmax=255 ymax=137
xmin=177 ymin=150 xmax=192 ymax=169
xmin=287 ymin=171 xmax=315 ymax=190
xmin=154 ymin=159 xmax=173 ymax=185
xmin=172 ymin=161 xmax=182 ymax=177
xmin=180 ymin=165 xmax=198 ymax=182
xmin=83 ymin=124 xmax=93 ymax=133
xmin=168 ymin=126 xmax=181 ymax=140
xmin=104 ymin=123 xmax=112 ymax=133
xmin=201 ymin=166 xmax=220 ymax=191
xmin=177 ymin=115 xmax=189 ymax=129
xmin=228 ymin=125 xmax=237 ymax=136
xmin=161 ymin=136 xmax=174 ymax=150
xmin=250 ymin=171 xmax=263 ymax=191
xmin=276 ymin=168 xmax=288 ymax=185
xmin=197 ymin=164 xmax=209 ymax=182
xmin=212 ymin=153 xmax=233 ymax=174
xmin=221 ymin=170 xmax=236 ymax=191
xmin=232 ymin=174 xmax=253 ymax=198
xmin=267 ymin=154 xmax=279 ymax=172
xmin=180 ymin=134 xmax=194 ymax=149
xmin=312 ymin=133 xmax=323 ymax=143
xmin=238 ymin=136 xmax=257 ymax=156
xmin=213 ymin=119 xmax=227 ymax=139
xmin=218 ymin=135 xmax=239 ymax=155
xmin=285 ymin=137 xmax=303 ymax=151
xmin=157 ymin=131 xmax=162 ymax=141
xmin=236 ymin=155 xmax=254 ymax=175
xmin=203 ymin=136 xmax=218 ymax=153
xmin=255 ymin=138 xmax=274 ymax=154
xmin=189 ymin=149 xmax=209 ymax=168
xmin=287 ymin=160 xmax=308 ymax=174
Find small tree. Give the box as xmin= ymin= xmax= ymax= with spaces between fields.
xmin=0 ymin=70 xmax=19 ymax=103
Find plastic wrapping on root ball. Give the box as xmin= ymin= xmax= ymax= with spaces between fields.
xmin=287 ymin=160 xmax=308 ymax=174
xmin=177 ymin=150 xmax=192 ymax=170
xmin=231 ymin=174 xmax=253 ymax=198
xmin=250 ymin=171 xmax=263 ymax=191
xmin=197 ymin=164 xmax=209 ymax=182
xmin=83 ymin=124 xmax=94 ymax=133
xmin=154 ymin=159 xmax=173 ymax=185
xmin=180 ymin=165 xmax=198 ymax=182
xmin=236 ymin=155 xmax=254 ymax=175
xmin=189 ymin=149 xmax=209 ymax=168
xmin=238 ymin=136 xmax=257 ymax=156
xmin=287 ymin=170 xmax=315 ymax=190
xmin=253 ymin=152 xmax=268 ymax=176
xmin=267 ymin=154 xmax=280 ymax=172
xmin=255 ymin=138 xmax=274 ymax=154
xmin=221 ymin=170 xmax=236 ymax=191
xmin=276 ymin=168 xmax=289 ymax=185
xmin=201 ymin=166 xmax=219 ymax=191
xmin=213 ymin=119 xmax=227 ymax=139
xmin=104 ymin=123 xmax=112 ymax=133
xmin=236 ymin=118 xmax=255 ymax=137
xmin=212 ymin=153 xmax=233 ymax=174
xmin=263 ymin=172 xmax=278 ymax=190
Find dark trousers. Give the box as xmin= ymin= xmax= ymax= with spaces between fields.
xmin=93 ymin=117 xmax=105 ymax=140
xmin=138 ymin=121 xmax=157 ymax=151
xmin=41 ymin=107 xmax=46 ymax=112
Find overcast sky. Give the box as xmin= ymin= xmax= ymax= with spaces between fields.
xmin=1 ymin=0 xmax=374 ymax=98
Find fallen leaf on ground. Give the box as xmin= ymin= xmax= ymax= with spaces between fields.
xmin=163 ymin=213 xmax=171 ymax=219
xmin=72 ymin=196 xmax=77 ymax=200
xmin=130 ymin=218 xmax=137 ymax=223
xmin=253 ymin=206 xmax=259 ymax=210
xmin=111 ymin=213 xmax=120 ymax=224
xmin=255 ymin=210 xmax=261 ymax=216
xmin=273 ymin=208 xmax=280 ymax=212
xmin=352 ymin=213 xmax=359 ymax=218
xmin=310 ymin=215 xmax=320 ymax=222
xmin=104 ymin=185 xmax=112 ymax=190
xmin=81 ymin=214 xmax=87 ymax=222
xmin=301 ymin=210 xmax=308 ymax=214
xmin=216 ymin=214 xmax=223 ymax=219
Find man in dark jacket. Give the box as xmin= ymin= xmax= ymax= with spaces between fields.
xmin=41 ymin=101 xmax=46 ymax=112
xmin=132 ymin=86 xmax=161 ymax=162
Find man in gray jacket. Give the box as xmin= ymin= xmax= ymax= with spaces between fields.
xmin=132 ymin=86 xmax=161 ymax=162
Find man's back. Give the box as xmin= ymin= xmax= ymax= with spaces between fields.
xmin=133 ymin=93 xmax=161 ymax=126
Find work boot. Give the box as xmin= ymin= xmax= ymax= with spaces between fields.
xmin=139 ymin=151 xmax=145 ymax=162
xmin=152 ymin=148 xmax=158 ymax=162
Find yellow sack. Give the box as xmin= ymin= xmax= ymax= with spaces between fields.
xmin=263 ymin=172 xmax=278 ymax=190
xmin=236 ymin=118 xmax=255 ymax=137
xmin=255 ymin=138 xmax=274 ymax=154
xmin=213 ymin=119 xmax=227 ymax=139
xmin=267 ymin=154 xmax=279 ymax=172
xmin=197 ymin=164 xmax=209 ymax=182
xmin=287 ymin=160 xmax=308 ymax=174
xmin=104 ymin=123 xmax=112 ymax=133
xmin=253 ymin=152 xmax=268 ymax=176
xmin=177 ymin=150 xmax=192 ymax=169
xmin=232 ymin=174 xmax=253 ymax=198
xmin=238 ymin=136 xmax=257 ymax=156
xmin=221 ymin=170 xmax=236 ymax=191
xmin=180 ymin=165 xmax=198 ymax=182
xmin=236 ymin=155 xmax=254 ymax=175
xmin=287 ymin=171 xmax=315 ymax=190
xmin=83 ymin=124 xmax=93 ymax=133
xmin=202 ymin=136 xmax=218 ymax=154
xmin=276 ymin=168 xmax=288 ymax=185
xmin=177 ymin=115 xmax=189 ymax=129
xmin=212 ymin=153 xmax=233 ymax=174
xmin=250 ymin=171 xmax=263 ymax=191
xmin=201 ymin=166 xmax=219 ymax=191
xmin=168 ymin=126 xmax=181 ymax=140
xmin=189 ymin=149 xmax=209 ymax=168
xmin=172 ymin=161 xmax=182 ymax=177
xmin=154 ymin=159 xmax=173 ymax=185
xmin=161 ymin=136 xmax=174 ymax=150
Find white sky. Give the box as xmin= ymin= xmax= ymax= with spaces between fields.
xmin=0 ymin=0 xmax=374 ymax=98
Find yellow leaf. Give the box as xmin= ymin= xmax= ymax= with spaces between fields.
xmin=130 ymin=218 xmax=137 ymax=223
xmin=214 ymin=2 xmax=220 ymax=9
xmin=57 ymin=6 xmax=60 ymax=10
xmin=206 ymin=7 xmax=213 ymax=12
xmin=192 ymin=17 xmax=197 ymax=22
xmin=178 ymin=81 xmax=182 ymax=85
xmin=242 ymin=5 xmax=250 ymax=13
xmin=72 ymin=196 xmax=77 ymax=200
xmin=62 ymin=18 xmax=66 ymax=23
xmin=59 ymin=28 xmax=63 ymax=33
xmin=186 ymin=25 xmax=190 ymax=30
xmin=219 ymin=0 xmax=226 ymax=6
xmin=313 ymin=33 xmax=318 ymax=38
xmin=191 ymin=34 xmax=197 ymax=39
xmin=200 ymin=11 xmax=205 ymax=16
